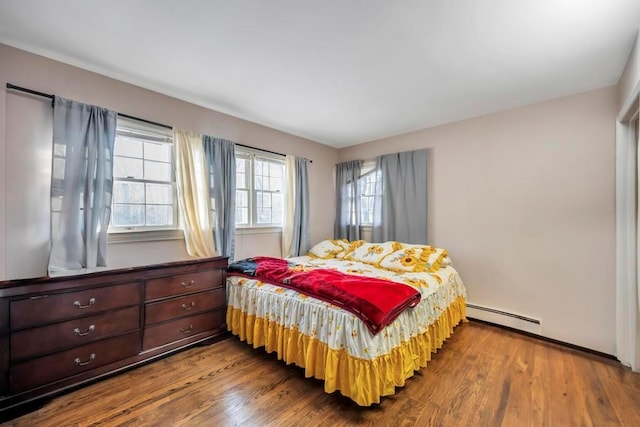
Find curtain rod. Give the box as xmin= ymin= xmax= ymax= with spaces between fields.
xmin=235 ymin=143 xmax=312 ymax=162
xmin=5 ymin=83 xmax=312 ymax=163
xmin=6 ymin=83 xmax=172 ymax=129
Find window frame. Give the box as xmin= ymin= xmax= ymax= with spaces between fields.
xmin=108 ymin=118 xmax=180 ymax=241
xmin=235 ymin=147 xmax=286 ymax=230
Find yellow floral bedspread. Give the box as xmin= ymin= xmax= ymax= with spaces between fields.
xmin=226 ymin=255 xmax=467 ymax=406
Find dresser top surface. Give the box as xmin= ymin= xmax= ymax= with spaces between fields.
xmin=0 ymin=256 xmax=228 ymax=297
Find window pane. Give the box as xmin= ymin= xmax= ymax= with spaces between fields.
xmin=112 ymin=204 xmax=145 ymax=226
xmin=272 ymin=209 xmax=283 ymax=224
xmin=52 ymin=157 xmax=65 ymax=180
xmin=257 ymin=207 xmax=271 ymax=224
xmin=269 ymin=177 xmax=282 ymax=191
xmin=113 ymin=181 xmax=144 ymax=203
xmin=255 ymin=176 xmax=263 ymax=190
xmin=114 ymin=138 xmax=143 ymax=158
xmin=236 ymin=172 xmax=247 ymax=189
xmin=146 ymin=205 xmax=173 ymax=226
xmin=144 ymin=160 xmax=171 ymax=181
xmin=255 ymin=160 xmax=263 ymax=175
xmin=236 ymin=207 xmax=248 ymax=224
xmin=53 ymin=142 xmax=66 ymax=157
xmin=114 ymin=156 xmax=143 ymax=179
xmin=144 ymin=142 xmax=170 ymax=162
xmin=236 ymin=189 xmax=248 ymax=207
xmin=270 ymin=163 xmax=283 ymax=178
xmin=272 ymin=193 xmax=283 ymax=223
xmin=146 ymin=183 xmax=173 ymax=204
xmin=261 ymin=192 xmax=272 ymax=208
xmin=236 ymin=159 xmax=246 ymax=173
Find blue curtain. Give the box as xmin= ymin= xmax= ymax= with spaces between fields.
xmin=290 ymin=158 xmax=311 ymax=256
xmin=334 ymin=160 xmax=362 ymax=240
xmin=203 ymin=136 xmax=236 ymax=260
xmin=49 ymin=96 xmax=117 ymax=275
xmin=372 ymin=149 xmax=428 ymax=244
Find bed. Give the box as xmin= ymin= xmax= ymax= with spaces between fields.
xmin=225 ymin=240 xmax=467 ymax=406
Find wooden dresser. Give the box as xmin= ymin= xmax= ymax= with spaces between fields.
xmin=0 ymin=256 xmax=228 ymax=413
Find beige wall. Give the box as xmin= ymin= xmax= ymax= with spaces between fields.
xmin=0 ymin=44 xmax=338 ymax=279
xmin=0 ymin=42 xmax=622 ymax=354
xmin=340 ymin=87 xmax=618 ymax=354
xmin=618 ymin=29 xmax=640 ymax=109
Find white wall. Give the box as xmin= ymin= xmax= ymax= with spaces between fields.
xmin=0 ymin=44 xmax=338 ymax=279
xmin=339 ymin=87 xmax=618 ymax=354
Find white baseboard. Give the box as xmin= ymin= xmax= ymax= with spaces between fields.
xmin=466 ymin=302 xmax=542 ymax=335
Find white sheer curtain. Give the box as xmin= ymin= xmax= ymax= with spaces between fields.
xmin=281 ymin=155 xmax=296 ymax=257
xmin=174 ymin=129 xmax=217 ymax=257
xmin=48 ymin=96 xmax=117 ymax=275
xmin=282 ymin=156 xmax=310 ymax=257
xmin=616 ymin=83 xmax=640 ymax=371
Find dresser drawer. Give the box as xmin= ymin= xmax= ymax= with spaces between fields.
xmin=145 ymin=289 xmax=225 ymax=325
xmin=11 ymin=306 xmax=140 ymax=361
xmin=10 ymin=331 xmax=141 ymax=393
xmin=143 ymin=309 xmax=225 ymax=350
xmin=145 ymin=269 xmax=223 ymax=301
xmin=11 ymin=282 xmax=141 ymax=329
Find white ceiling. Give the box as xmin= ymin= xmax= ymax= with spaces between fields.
xmin=0 ymin=1 xmax=638 ymax=148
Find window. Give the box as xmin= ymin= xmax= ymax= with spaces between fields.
xmin=235 ymin=148 xmax=285 ymax=228
xmin=359 ymin=160 xmax=379 ymax=226
xmin=359 ymin=170 xmax=377 ymax=225
xmin=110 ymin=118 xmax=177 ymax=233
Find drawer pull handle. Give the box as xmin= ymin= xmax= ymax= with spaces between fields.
xmin=74 ymin=353 xmax=96 ymax=366
xmin=74 ymin=297 xmax=96 ymax=309
xmin=181 ymin=302 xmax=196 ymax=311
xmin=180 ymin=324 xmax=194 ymax=334
xmin=74 ymin=324 xmax=96 ymax=336
xmin=181 ymin=280 xmax=195 ymax=288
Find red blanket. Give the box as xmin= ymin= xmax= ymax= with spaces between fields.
xmin=227 ymin=257 xmax=421 ymax=335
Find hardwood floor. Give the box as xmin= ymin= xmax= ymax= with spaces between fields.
xmin=2 ymin=320 xmax=640 ymax=426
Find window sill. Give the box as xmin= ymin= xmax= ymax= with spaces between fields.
xmin=108 ymin=229 xmax=183 ymax=244
xmin=235 ymin=226 xmax=282 ymax=235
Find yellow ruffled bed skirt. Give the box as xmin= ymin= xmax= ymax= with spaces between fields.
xmin=227 ymin=296 xmax=467 ymax=406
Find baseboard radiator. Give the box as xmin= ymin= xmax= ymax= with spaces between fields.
xmin=466 ymin=303 xmax=542 ymax=334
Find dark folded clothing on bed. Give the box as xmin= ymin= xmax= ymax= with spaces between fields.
xmin=228 ymin=256 xmax=421 ymax=335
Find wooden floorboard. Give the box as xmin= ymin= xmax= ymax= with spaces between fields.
xmin=2 ymin=321 xmax=640 ymax=426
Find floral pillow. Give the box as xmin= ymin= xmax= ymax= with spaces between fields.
xmin=333 ymin=239 xmax=353 ymax=259
xmin=307 ymin=239 xmax=344 ymax=259
xmin=424 ymin=247 xmax=449 ymax=271
xmin=379 ymin=244 xmax=430 ymax=272
xmin=345 ymin=241 xmax=402 ymax=266
xmin=381 ymin=245 xmax=450 ymax=272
